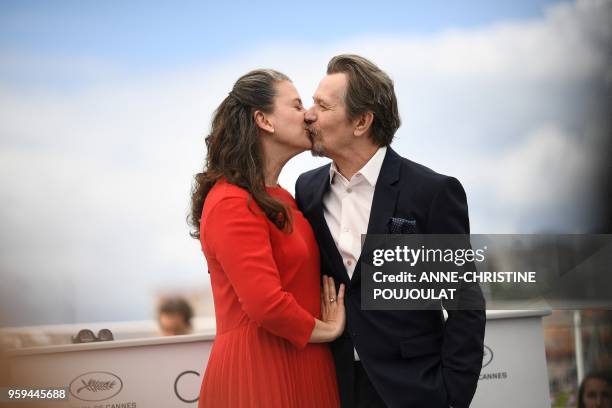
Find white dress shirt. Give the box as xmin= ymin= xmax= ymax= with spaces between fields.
xmin=323 ymin=146 xmax=387 ymax=360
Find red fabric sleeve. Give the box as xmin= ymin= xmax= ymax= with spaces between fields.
xmin=204 ymin=196 xmax=316 ymax=349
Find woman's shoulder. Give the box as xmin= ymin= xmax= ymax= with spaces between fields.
xmin=209 ymin=179 xmax=250 ymax=198
xmin=204 ymin=179 xmax=248 ymax=207
xmin=203 ymin=180 xmax=298 ymax=220
xmin=202 ymin=179 xmax=261 ymax=220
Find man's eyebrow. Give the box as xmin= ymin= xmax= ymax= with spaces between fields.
xmin=292 ymin=97 xmax=303 ymax=105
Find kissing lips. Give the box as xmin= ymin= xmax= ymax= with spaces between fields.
xmin=306 ymin=126 xmax=319 ymax=143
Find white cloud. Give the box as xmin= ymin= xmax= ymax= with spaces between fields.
xmin=0 ymin=0 xmax=610 ymax=325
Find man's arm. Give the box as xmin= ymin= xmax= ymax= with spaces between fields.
xmin=428 ymin=177 xmax=486 ymax=408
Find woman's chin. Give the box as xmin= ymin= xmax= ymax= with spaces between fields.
xmin=291 ymin=138 xmax=313 ymax=154
xmin=293 ymin=145 xmax=310 ymax=155
xmin=278 ymin=143 xmax=308 ymax=158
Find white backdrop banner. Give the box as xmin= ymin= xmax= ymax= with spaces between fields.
xmin=7 ymin=310 xmax=550 ymax=407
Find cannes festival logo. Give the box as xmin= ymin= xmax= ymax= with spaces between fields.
xmin=69 ymin=371 xmax=123 ymax=402
xmin=482 ymin=344 xmax=494 ymax=368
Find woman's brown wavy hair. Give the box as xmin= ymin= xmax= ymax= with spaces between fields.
xmin=189 ymin=69 xmax=292 ymax=239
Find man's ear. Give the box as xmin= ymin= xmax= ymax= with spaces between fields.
xmin=254 ymin=110 xmax=274 ymax=133
xmin=353 ymin=111 xmax=374 ymax=137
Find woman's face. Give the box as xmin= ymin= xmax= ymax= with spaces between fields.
xmin=583 ymin=378 xmax=611 ymax=408
xmin=266 ymin=80 xmax=310 ymax=152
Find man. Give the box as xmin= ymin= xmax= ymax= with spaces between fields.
xmin=158 ymin=296 xmax=194 ymax=336
xmin=295 ymin=54 xmax=486 ymax=408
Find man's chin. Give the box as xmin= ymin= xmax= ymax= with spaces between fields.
xmin=310 ymin=142 xmax=327 ymax=158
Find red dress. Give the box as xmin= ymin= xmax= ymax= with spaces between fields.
xmin=198 ymin=180 xmax=339 ymax=408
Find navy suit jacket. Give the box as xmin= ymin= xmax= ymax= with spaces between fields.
xmin=295 ymin=147 xmax=486 ymax=408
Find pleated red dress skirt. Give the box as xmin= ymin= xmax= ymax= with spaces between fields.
xmin=198 ymin=180 xmax=339 ymax=408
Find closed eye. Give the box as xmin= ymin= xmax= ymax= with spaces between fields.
xmin=313 ymin=97 xmax=331 ymax=111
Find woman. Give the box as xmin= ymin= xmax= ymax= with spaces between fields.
xmin=189 ymin=69 xmax=345 ymax=407
xmin=578 ymin=371 xmax=611 ymax=408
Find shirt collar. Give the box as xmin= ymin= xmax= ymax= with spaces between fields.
xmin=328 ymin=146 xmax=387 ymax=186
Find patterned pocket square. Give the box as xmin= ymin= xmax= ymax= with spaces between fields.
xmin=388 ymin=217 xmax=417 ymax=234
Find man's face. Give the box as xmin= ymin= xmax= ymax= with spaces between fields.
xmin=305 ymin=73 xmax=355 ymax=158
xmin=159 ymin=312 xmax=191 ymax=336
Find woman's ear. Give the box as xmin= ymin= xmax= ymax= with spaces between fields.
xmin=254 ymin=110 xmax=275 ymax=133
xmin=353 ymin=111 xmax=374 ymax=137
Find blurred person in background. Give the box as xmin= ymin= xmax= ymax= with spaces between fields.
xmin=158 ymin=296 xmax=194 ymax=336
xmin=578 ymin=371 xmax=612 ymax=408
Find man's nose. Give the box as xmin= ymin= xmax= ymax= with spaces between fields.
xmin=304 ymin=108 xmax=317 ymax=124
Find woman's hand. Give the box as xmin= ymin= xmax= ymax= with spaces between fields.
xmin=321 ymin=275 xmax=346 ymax=336
xmin=309 ymin=275 xmax=346 ymax=343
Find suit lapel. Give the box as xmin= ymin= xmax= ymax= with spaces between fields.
xmin=351 ymin=148 xmax=401 ymax=285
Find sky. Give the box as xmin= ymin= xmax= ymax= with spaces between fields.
xmin=1 ymin=0 xmax=611 ymax=327
xmin=1 ymin=1 xmax=566 ymax=72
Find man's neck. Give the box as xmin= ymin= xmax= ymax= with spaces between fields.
xmin=333 ymin=144 xmax=380 ymax=180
